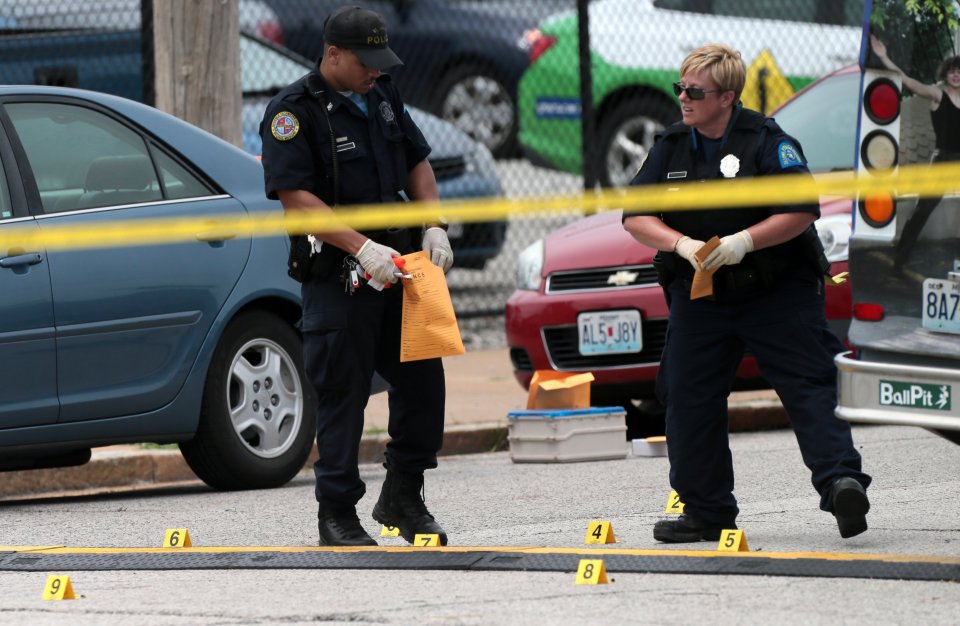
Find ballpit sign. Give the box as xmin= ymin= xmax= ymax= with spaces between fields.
xmin=879 ymin=381 xmax=951 ymax=411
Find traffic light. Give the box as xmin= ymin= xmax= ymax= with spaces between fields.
xmin=856 ymin=69 xmax=901 ymax=234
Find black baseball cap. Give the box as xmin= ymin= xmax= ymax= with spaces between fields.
xmin=323 ymin=6 xmax=403 ymax=71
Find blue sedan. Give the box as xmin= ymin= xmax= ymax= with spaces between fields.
xmin=0 ymin=86 xmax=312 ymax=489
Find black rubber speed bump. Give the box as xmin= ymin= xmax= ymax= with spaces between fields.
xmin=1 ymin=546 xmax=957 ymax=582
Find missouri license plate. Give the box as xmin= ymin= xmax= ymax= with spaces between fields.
xmin=922 ymin=277 xmax=960 ymax=335
xmin=578 ymin=310 xmax=641 ymax=355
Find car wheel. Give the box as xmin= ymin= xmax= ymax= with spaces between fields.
xmin=434 ymin=62 xmax=516 ymax=158
xmin=596 ymin=93 xmax=679 ymax=187
xmin=180 ymin=311 xmax=316 ymax=490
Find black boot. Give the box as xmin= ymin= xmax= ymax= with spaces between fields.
xmin=831 ymin=477 xmax=870 ymax=539
xmin=317 ymin=502 xmax=377 ymax=547
xmin=653 ymin=514 xmax=733 ymax=543
xmin=372 ymin=465 xmax=448 ymax=546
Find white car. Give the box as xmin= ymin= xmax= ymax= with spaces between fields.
xmin=0 ymin=0 xmax=285 ymax=43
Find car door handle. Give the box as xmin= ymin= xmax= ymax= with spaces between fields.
xmin=195 ymin=225 xmax=238 ymax=242
xmin=0 ymin=252 xmax=43 ymax=268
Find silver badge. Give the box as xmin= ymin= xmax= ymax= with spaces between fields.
xmin=720 ymin=154 xmax=740 ymax=178
xmin=379 ymin=101 xmax=395 ymax=123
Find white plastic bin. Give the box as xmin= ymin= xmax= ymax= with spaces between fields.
xmin=507 ymin=407 xmax=629 ymax=463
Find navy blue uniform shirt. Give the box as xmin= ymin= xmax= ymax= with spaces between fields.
xmin=624 ymin=104 xmax=821 ymax=280
xmin=260 ymin=70 xmax=430 ymax=207
xmin=627 ymin=104 xmax=818 ymax=240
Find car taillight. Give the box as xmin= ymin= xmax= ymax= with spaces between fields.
xmin=524 ymin=29 xmax=556 ymax=64
xmin=257 ymin=20 xmax=284 ymax=46
xmin=853 ymin=303 xmax=885 ymax=321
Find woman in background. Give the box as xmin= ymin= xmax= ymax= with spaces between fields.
xmin=870 ymin=34 xmax=960 ymax=266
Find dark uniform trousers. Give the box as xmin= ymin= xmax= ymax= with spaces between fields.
xmin=662 ymin=271 xmax=871 ymax=526
xmin=302 ymin=272 xmax=445 ymax=507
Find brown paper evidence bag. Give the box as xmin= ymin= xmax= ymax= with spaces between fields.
xmin=398 ymin=251 xmax=466 ymax=362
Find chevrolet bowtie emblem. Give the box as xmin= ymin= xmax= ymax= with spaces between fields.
xmin=607 ymin=270 xmax=638 ymax=286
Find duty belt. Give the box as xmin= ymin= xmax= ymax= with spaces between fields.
xmin=680 ymin=265 xmax=764 ymax=298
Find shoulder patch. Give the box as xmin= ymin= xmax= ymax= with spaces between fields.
xmin=777 ymin=141 xmax=804 ymax=169
xmin=271 ymin=111 xmax=300 ymax=141
xmin=379 ymin=100 xmax=395 ymax=123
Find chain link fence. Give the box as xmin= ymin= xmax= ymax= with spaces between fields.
xmin=1 ymin=0 xmax=875 ymax=337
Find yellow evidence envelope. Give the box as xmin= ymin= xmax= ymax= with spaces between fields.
xmin=398 ymin=251 xmax=466 ymax=362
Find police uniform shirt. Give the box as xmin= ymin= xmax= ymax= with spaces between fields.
xmin=626 ymin=104 xmax=819 ymax=246
xmin=260 ymin=70 xmax=431 ymax=207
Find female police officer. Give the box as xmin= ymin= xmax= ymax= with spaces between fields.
xmin=260 ymin=6 xmax=452 ymax=547
xmin=623 ymin=44 xmax=872 ymax=542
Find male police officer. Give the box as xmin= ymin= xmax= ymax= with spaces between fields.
xmin=623 ymin=44 xmax=872 ymax=542
xmin=260 ymin=5 xmax=453 ymax=547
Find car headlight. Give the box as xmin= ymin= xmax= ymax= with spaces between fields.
xmin=516 ymin=239 xmax=544 ymax=291
xmin=815 ymin=213 xmax=852 ymax=263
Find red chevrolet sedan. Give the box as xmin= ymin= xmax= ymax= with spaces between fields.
xmin=506 ymin=66 xmax=859 ymax=437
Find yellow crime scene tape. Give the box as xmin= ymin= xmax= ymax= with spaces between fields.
xmin=2 ymin=160 xmax=958 ymax=253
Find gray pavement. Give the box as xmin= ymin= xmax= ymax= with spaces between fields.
xmin=0 ymin=424 xmax=958 ymax=624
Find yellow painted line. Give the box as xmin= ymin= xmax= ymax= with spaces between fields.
xmin=2 ymin=160 xmax=958 ymax=253
xmin=3 ymin=545 xmax=958 ymax=565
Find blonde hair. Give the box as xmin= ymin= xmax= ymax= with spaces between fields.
xmin=679 ymin=43 xmax=746 ymax=101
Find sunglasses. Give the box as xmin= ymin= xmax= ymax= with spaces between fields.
xmin=672 ymin=82 xmax=721 ymax=100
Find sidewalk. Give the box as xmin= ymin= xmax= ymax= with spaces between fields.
xmin=0 ymin=349 xmax=786 ymax=498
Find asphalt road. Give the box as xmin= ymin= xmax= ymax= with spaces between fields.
xmin=1 ymin=424 xmax=958 ymax=624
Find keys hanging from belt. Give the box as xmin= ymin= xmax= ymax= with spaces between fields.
xmin=339 ymin=256 xmax=364 ymax=295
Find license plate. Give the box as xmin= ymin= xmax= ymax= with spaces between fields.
xmin=578 ymin=310 xmax=641 ymax=355
xmin=922 ymin=278 xmax=960 ymax=335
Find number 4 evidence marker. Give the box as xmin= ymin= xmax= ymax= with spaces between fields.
xmin=584 ymin=520 xmax=616 ymax=544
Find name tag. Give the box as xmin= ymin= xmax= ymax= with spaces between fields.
xmin=666 ymin=171 xmax=687 ymax=179
xmin=336 ymin=141 xmax=356 ymax=152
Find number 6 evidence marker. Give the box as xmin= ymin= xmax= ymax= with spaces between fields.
xmin=163 ymin=528 xmax=193 ymax=548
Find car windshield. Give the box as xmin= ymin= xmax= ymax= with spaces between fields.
xmin=773 ymin=71 xmax=859 ymax=173
xmin=240 ymin=34 xmax=309 ymax=95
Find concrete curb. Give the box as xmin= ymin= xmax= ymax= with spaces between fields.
xmin=0 ymin=401 xmax=786 ymax=499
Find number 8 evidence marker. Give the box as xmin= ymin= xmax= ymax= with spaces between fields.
xmin=584 ymin=520 xmax=616 ymax=544
xmin=575 ymin=559 xmax=609 ymax=585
